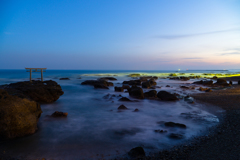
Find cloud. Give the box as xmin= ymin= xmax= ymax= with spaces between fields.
xmin=220 ymin=52 xmax=240 ymax=55
xmin=154 ymin=28 xmax=240 ymax=40
xmin=183 ymin=57 xmax=203 ymax=59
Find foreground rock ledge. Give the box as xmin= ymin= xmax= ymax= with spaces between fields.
xmin=0 ymin=89 xmax=42 ymax=139
xmin=0 ymin=80 xmax=64 ymax=103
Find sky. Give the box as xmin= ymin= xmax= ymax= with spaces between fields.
xmin=0 ymin=0 xmax=240 ymax=70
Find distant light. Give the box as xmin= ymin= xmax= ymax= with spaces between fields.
xmin=178 ymin=69 xmax=181 ymax=71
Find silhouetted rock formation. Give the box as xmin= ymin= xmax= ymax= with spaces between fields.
xmin=157 ymin=91 xmax=178 ymax=101
xmin=0 ymin=80 xmax=64 ymax=103
xmin=0 ymin=89 xmax=42 ymax=139
xmin=128 ymin=86 xmax=144 ymax=99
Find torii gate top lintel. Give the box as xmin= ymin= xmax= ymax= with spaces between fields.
xmin=25 ymin=68 xmax=47 ymax=82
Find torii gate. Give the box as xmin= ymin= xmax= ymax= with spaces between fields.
xmin=25 ymin=68 xmax=47 ymax=82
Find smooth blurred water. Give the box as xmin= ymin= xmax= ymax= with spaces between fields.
xmin=0 ymin=70 xmax=235 ymax=159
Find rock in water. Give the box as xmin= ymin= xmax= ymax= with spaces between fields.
xmin=128 ymin=86 xmax=144 ymax=99
xmin=1 ymin=80 xmax=64 ymax=103
xmin=144 ymin=90 xmax=157 ymax=98
xmin=51 ymin=111 xmax=68 ymax=117
xmin=59 ymin=78 xmax=70 ymax=80
xmin=157 ymin=91 xmax=178 ymax=101
xmin=118 ymin=105 xmax=128 ymax=110
xmin=128 ymin=147 xmax=145 ymax=158
xmin=115 ymin=87 xmax=124 ymax=92
xmin=0 ymin=89 xmax=42 ymax=139
xmin=164 ymin=122 xmax=187 ymax=128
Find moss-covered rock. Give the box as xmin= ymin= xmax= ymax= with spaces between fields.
xmin=0 ymin=89 xmax=42 ymax=139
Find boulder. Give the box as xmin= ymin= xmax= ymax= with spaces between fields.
xmin=157 ymin=91 xmax=178 ymax=101
xmin=154 ymin=130 xmax=167 ymax=133
xmin=51 ymin=111 xmax=68 ymax=117
xmin=122 ymin=85 xmax=130 ymax=89
xmin=119 ymin=97 xmax=132 ymax=101
xmin=193 ymin=80 xmax=213 ymax=85
xmin=81 ymin=80 xmax=113 ymax=87
xmin=0 ymin=89 xmax=42 ymax=139
xmin=216 ymin=79 xmax=227 ymax=84
xmin=144 ymin=90 xmax=157 ymax=98
xmin=118 ymin=105 xmax=128 ymax=110
xmin=114 ymin=87 xmax=124 ymax=92
xmin=166 ymin=85 xmax=170 ymax=87
xmin=164 ymin=122 xmax=187 ymax=128
xmin=123 ymin=80 xmax=141 ymax=85
xmin=94 ymin=84 xmax=109 ymax=89
xmin=128 ymin=86 xmax=144 ymax=99
xmin=133 ymin=108 xmax=139 ymax=112
xmin=59 ymin=78 xmax=70 ymax=80
xmin=1 ymin=80 xmax=64 ymax=103
xmin=128 ymin=147 xmax=145 ymax=158
xmin=238 ymin=80 xmax=240 ymax=85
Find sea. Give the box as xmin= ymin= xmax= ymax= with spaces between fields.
xmin=0 ymin=69 xmax=239 ymax=160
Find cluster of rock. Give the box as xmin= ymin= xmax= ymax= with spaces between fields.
xmin=81 ymin=79 xmax=113 ymax=89
xmin=0 ymin=80 xmax=64 ymax=139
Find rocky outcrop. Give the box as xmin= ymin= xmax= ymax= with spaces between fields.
xmin=51 ymin=111 xmax=68 ymax=117
xmin=164 ymin=122 xmax=187 ymax=128
xmin=115 ymin=87 xmax=124 ymax=92
xmin=122 ymin=85 xmax=130 ymax=89
xmin=0 ymin=89 xmax=42 ymax=139
xmin=142 ymin=79 xmax=156 ymax=88
xmin=1 ymin=80 xmax=64 ymax=103
xmin=128 ymin=147 xmax=145 ymax=158
xmin=119 ymin=97 xmax=132 ymax=101
xmin=144 ymin=90 xmax=157 ymax=98
xmin=128 ymin=86 xmax=144 ymax=99
xmin=215 ymin=79 xmax=231 ymax=86
xmin=193 ymin=80 xmax=213 ymax=85
xmin=82 ymin=80 xmax=113 ymax=89
xmin=157 ymin=91 xmax=178 ymax=101
xmin=118 ymin=105 xmax=128 ymax=110
xmin=168 ymin=133 xmax=184 ymax=139
xmin=59 ymin=78 xmax=70 ymax=80
xmin=123 ymin=80 xmax=141 ymax=85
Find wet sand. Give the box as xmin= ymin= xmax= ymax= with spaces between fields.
xmin=144 ymin=78 xmax=240 ymax=160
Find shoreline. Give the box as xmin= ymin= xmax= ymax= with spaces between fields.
xmin=143 ymin=82 xmax=240 ymax=160
xmin=1 ymin=76 xmax=240 ymax=160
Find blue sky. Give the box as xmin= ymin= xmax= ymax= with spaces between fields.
xmin=0 ymin=0 xmax=240 ymax=70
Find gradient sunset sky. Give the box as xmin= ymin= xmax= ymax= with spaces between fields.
xmin=0 ymin=0 xmax=240 ymax=70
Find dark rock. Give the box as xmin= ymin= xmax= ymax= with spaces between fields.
xmin=153 ymin=76 xmax=158 ymax=80
xmin=170 ymin=77 xmax=180 ymax=80
xmin=81 ymin=80 xmax=113 ymax=87
xmin=128 ymin=86 xmax=144 ymax=99
xmin=164 ymin=122 xmax=187 ymax=128
xmin=128 ymin=147 xmax=145 ymax=158
xmin=123 ymin=80 xmax=141 ymax=85
xmin=0 ymin=89 xmax=42 ymax=139
xmin=94 ymin=84 xmax=109 ymax=89
xmin=119 ymin=97 xmax=132 ymax=101
xmin=118 ymin=104 xmax=128 ymax=110
xmin=168 ymin=133 xmax=184 ymax=139
xmin=142 ymin=81 xmax=151 ymax=88
xmin=229 ymin=81 xmax=232 ymax=85
xmin=180 ymin=77 xmax=190 ymax=81
xmin=122 ymin=85 xmax=130 ymax=89
xmin=0 ymin=80 xmax=64 ymax=103
xmin=98 ymin=77 xmax=117 ymax=81
xmin=212 ymin=76 xmax=218 ymax=79
xmin=114 ymin=87 xmax=123 ymax=92
xmin=51 ymin=111 xmax=68 ymax=117
xmin=144 ymin=90 xmax=157 ymax=98
xmin=206 ymin=89 xmax=212 ymax=92
xmin=139 ymin=76 xmax=152 ymax=81
xmin=198 ymin=87 xmax=209 ymax=91
xmin=166 ymin=85 xmax=170 ymax=87
xmin=133 ymin=108 xmax=139 ymax=112
xmin=193 ymin=80 xmax=213 ymax=85
xmin=216 ymin=79 xmax=227 ymax=84
xmin=59 ymin=78 xmax=70 ymax=80
xmin=157 ymin=91 xmax=178 ymax=101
